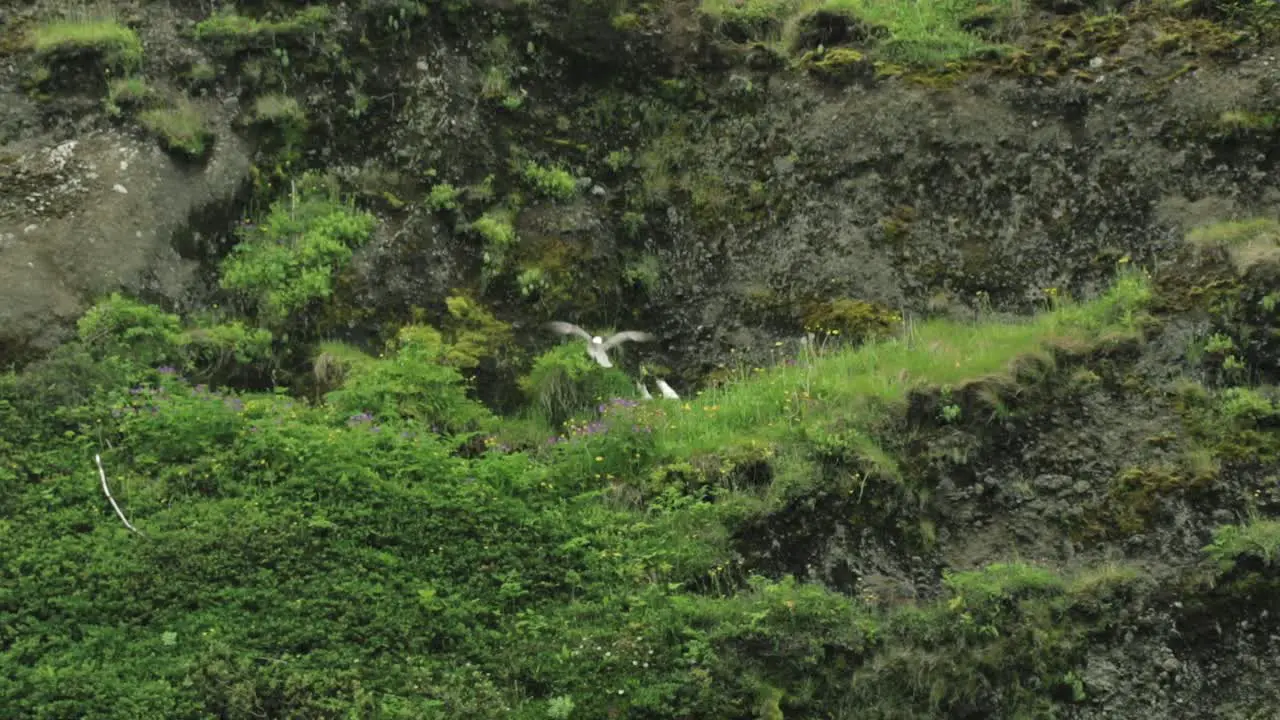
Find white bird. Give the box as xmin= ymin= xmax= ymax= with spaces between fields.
xmin=654 ymin=378 xmax=680 ymax=399
xmin=637 ymin=381 xmax=654 ymax=400
xmin=546 ymin=321 xmax=656 ymax=368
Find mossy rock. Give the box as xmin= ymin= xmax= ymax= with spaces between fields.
xmin=800 ymin=297 xmax=901 ymax=342
xmin=798 ymin=47 xmax=875 ymax=83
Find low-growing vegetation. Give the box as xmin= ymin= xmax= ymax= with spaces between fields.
xmin=219 ymin=176 xmax=377 ymax=324
xmin=138 ymin=101 xmax=215 ymax=159
xmin=28 ymin=17 xmax=143 ymax=70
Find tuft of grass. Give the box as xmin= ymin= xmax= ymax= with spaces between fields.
xmin=818 ymin=0 xmax=1016 ymax=64
xmin=699 ymin=0 xmax=1019 ymax=65
xmin=28 ymin=18 xmax=143 ymax=70
xmin=1187 ymin=217 xmax=1280 ymax=271
xmin=1204 ymin=518 xmax=1280 ymax=572
xmin=1188 ymin=217 xmax=1280 ymax=247
xmin=194 ymin=6 xmax=333 ymax=49
xmin=252 ymin=93 xmax=306 ymax=123
xmin=139 ymin=101 xmax=214 ymax=159
xmin=521 ymin=161 xmax=578 ymax=201
xmin=105 ymin=76 xmax=154 ymax=115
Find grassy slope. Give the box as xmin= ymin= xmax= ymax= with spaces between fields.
xmin=5 ymin=265 xmax=1279 ymax=718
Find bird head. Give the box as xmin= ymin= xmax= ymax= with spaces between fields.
xmin=591 ymin=336 xmax=604 ymax=345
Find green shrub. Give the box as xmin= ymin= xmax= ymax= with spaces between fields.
xmin=179 ymin=320 xmax=275 ymax=378
xmin=77 ymin=293 xmax=184 ymax=367
xmin=324 ymin=324 xmax=493 ymax=433
xmin=219 ymin=179 xmax=377 ymax=323
xmin=519 ymin=344 xmax=637 ymax=426
xmin=427 ymin=183 xmax=461 ymax=211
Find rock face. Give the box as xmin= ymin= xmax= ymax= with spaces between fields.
xmin=629 ymin=58 xmax=1280 ymax=378
xmin=0 ymin=127 xmax=250 ymax=361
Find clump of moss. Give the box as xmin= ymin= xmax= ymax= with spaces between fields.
xmin=28 ymin=17 xmax=143 ymax=71
xmin=1096 ymin=465 xmax=1209 ymax=536
xmin=521 ymin=161 xmax=578 ymax=201
xmin=139 ymin=101 xmax=215 ymax=160
xmin=801 ymin=298 xmax=903 ymax=343
xmin=798 ymin=47 xmax=874 ymax=81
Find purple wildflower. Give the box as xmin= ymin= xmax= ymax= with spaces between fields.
xmin=347 ymin=412 xmax=375 ymax=426
xmin=157 ymin=366 xmax=177 ymax=375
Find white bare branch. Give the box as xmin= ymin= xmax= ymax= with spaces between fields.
xmin=96 ymin=453 xmax=143 ymax=537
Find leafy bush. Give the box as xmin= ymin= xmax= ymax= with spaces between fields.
xmin=220 ymin=179 xmax=377 ymax=323
xmin=324 ymin=324 xmax=492 ymax=433
xmin=78 ymin=293 xmax=184 ymax=367
xmin=519 ymin=344 xmax=637 ymax=426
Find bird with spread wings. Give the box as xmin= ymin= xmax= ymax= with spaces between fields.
xmin=545 ymin=321 xmax=656 ymax=369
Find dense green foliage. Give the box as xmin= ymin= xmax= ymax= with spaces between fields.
xmin=220 ymin=178 xmax=377 ymax=324
xmin=7 ymin=258 xmax=1279 ymax=717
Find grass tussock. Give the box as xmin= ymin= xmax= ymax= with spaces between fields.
xmin=699 ymin=0 xmax=1021 ymax=65
xmin=139 ymin=101 xmax=214 ymax=159
xmin=28 ymin=17 xmax=143 ymax=70
xmin=1187 ymin=217 xmax=1280 ymax=271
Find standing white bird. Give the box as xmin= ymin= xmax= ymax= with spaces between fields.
xmin=636 ymin=381 xmax=654 ymax=400
xmin=546 ymin=321 xmax=656 ymax=368
xmin=654 ymin=378 xmax=681 ymax=399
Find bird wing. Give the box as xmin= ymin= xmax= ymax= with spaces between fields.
xmin=546 ymin=321 xmax=593 ymax=341
xmin=600 ymin=330 xmax=656 ymax=351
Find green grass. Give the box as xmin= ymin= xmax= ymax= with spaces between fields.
xmin=193 ymin=6 xmax=333 ymax=47
xmin=644 ymin=269 xmax=1150 ymax=461
xmin=1186 ymin=217 xmax=1280 ymax=270
xmin=521 ymin=161 xmax=578 ymax=201
xmin=1187 ymin=217 xmax=1280 ymax=247
xmin=139 ymin=102 xmax=214 ymax=159
xmin=699 ymin=0 xmax=1019 ymax=65
xmin=1204 ymin=518 xmax=1280 ymax=572
xmin=28 ymin=18 xmax=143 ymax=70
xmin=252 ymin=93 xmax=306 ymax=123
xmin=820 ymin=0 xmax=1016 ymax=64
